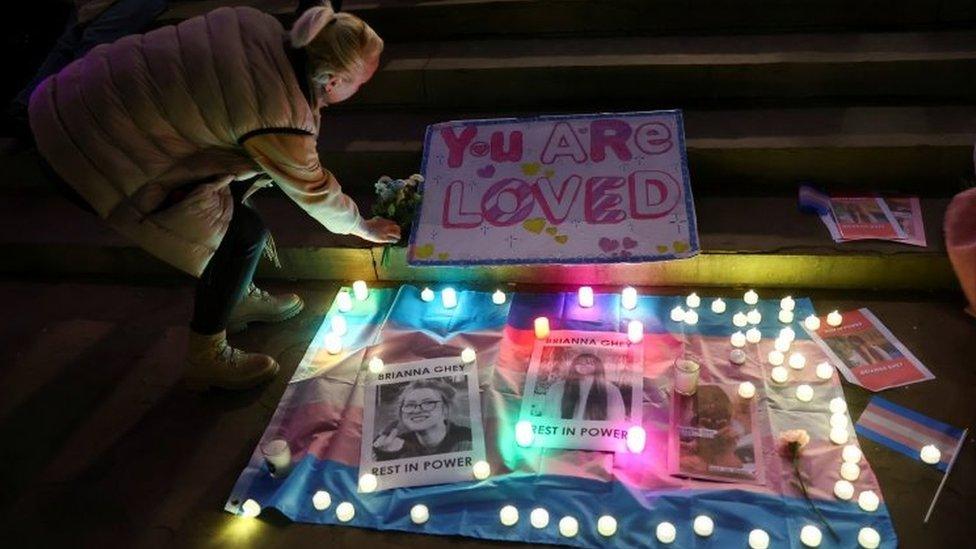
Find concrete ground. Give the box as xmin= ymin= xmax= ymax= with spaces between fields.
xmin=0 ymin=278 xmax=973 ymax=548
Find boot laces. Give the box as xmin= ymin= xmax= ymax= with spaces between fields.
xmin=247 ymin=282 xmax=272 ymax=302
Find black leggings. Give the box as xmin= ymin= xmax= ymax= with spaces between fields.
xmin=190 ymin=183 xmax=268 ymax=335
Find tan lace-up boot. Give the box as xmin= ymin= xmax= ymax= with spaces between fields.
xmin=227 ymin=283 xmax=304 ymax=334
xmin=183 ymin=330 xmax=279 ymax=391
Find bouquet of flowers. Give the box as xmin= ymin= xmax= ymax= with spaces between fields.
xmin=780 ymin=430 xmax=839 ymax=541
xmin=371 ymin=174 xmax=424 ymax=263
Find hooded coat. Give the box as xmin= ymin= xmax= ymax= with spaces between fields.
xmin=29 ymin=6 xmax=365 ymax=276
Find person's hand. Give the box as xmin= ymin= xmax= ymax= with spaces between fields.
xmin=353 ymin=217 xmax=401 ymax=244
xmin=373 ymin=426 xmax=405 ymax=453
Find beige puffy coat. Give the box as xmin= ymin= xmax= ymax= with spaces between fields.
xmin=30 ymin=6 xmax=364 ymax=276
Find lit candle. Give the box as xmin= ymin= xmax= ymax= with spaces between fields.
xmin=815 ymin=361 xmax=834 ymax=380
xmin=732 ymin=311 xmax=748 ymax=327
xmin=324 ymin=332 xmax=342 ymax=355
xmin=336 ymin=290 xmax=353 ymax=312
xmin=841 ymin=462 xmax=861 ymax=481
xmin=858 ymin=490 xmax=880 ymax=512
xmin=788 ymin=352 xmax=806 ymax=370
xmin=749 ymin=529 xmax=770 ymax=549
xmin=738 ymin=381 xmax=756 ymax=399
xmin=358 ymin=473 xmax=378 ymax=493
xmin=747 ymin=309 xmax=762 ymax=325
xmin=778 ymin=309 xmax=794 ymax=324
xmin=686 ymin=292 xmax=701 ymax=308
xmin=843 ymin=445 xmax=863 ymax=464
xmin=670 ymin=306 xmax=686 ymax=322
xmin=441 ymin=287 xmax=458 ymax=309
xmin=834 ymin=480 xmax=854 ymax=500
xmin=711 ymin=298 xmax=727 ymax=314
xmin=368 ymin=356 xmax=384 ymax=374
xmin=410 ymin=504 xmax=429 ymax=525
xmin=830 ymin=426 xmax=850 ymax=445
xmin=621 ymin=286 xmax=638 ymax=310
xmin=674 ymin=359 xmax=700 ymax=396
xmin=730 ymin=349 xmax=747 ymax=365
xmin=768 ymin=350 xmax=785 ymax=366
xmin=774 ymin=337 xmax=791 ymax=353
xmin=800 ymin=524 xmax=823 ymax=547
xmin=336 ymin=501 xmax=355 ymax=522
xmin=312 ymin=490 xmax=332 ymax=511
xmin=803 ymin=314 xmax=821 ymax=331
xmin=730 ymin=331 xmax=747 ymax=348
xmin=461 ymin=347 xmax=477 ymax=364
xmin=920 ymin=444 xmax=941 ymax=465
xmin=746 ymin=328 xmax=762 ymax=343
xmin=420 ymin=287 xmax=434 ymax=302
xmin=534 ymin=317 xmax=550 ymax=339
xmin=627 ymin=320 xmax=644 ymax=343
xmin=830 ymin=413 xmax=848 ymax=429
xmin=597 ymin=515 xmax=618 ymax=537
xmin=515 ymin=420 xmax=534 ymax=447
xmin=796 ymin=384 xmax=814 ymax=402
xmin=779 ymin=327 xmax=796 ymax=342
xmin=684 ymin=309 xmax=699 ymax=325
xmin=472 ymin=460 xmax=491 ymax=480
xmin=744 ymin=289 xmax=759 ymax=305
xmin=858 ymin=527 xmax=881 ymax=549
xmin=329 ymin=314 xmax=348 ymax=337
xmin=530 ymin=508 xmax=550 ymax=529
xmin=240 ymin=499 xmax=261 ymax=518
xmin=261 ymin=439 xmax=291 ymax=476
xmin=829 ymin=397 xmax=847 ymax=414
xmin=578 ymin=286 xmax=594 ymax=308
xmin=771 ymin=366 xmax=789 ymax=384
xmin=499 ymin=505 xmax=519 ymax=526
xmin=352 ymin=280 xmax=369 ymax=301
xmin=693 ymin=515 xmax=714 ymax=537
xmin=780 ymin=295 xmax=796 ymax=311
xmin=656 ymin=521 xmax=677 ymax=544
xmin=559 ymin=516 xmax=579 ymax=537
xmin=626 ymin=425 xmax=646 ymax=453
xmin=492 ymin=290 xmax=506 ymax=305
xmin=826 ymin=310 xmax=843 ymax=327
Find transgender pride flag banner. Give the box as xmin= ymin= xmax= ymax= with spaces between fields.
xmin=855 ymin=396 xmax=966 ymax=473
xmin=226 ymin=286 xmax=896 ymax=548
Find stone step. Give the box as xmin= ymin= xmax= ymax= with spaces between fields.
xmin=318 ymin=106 xmax=976 ymax=194
xmin=159 ymin=1 xmax=976 ymax=40
xmin=342 ymin=30 xmax=976 ymax=110
xmin=0 ymin=188 xmax=954 ymax=291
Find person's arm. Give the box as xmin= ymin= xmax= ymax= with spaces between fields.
xmin=242 ymin=132 xmax=399 ymax=243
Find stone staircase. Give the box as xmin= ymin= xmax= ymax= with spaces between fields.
xmin=3 ymin=0 xmax=974 ymax=290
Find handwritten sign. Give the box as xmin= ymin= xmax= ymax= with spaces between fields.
xmin=408 ymin=111 xmax=699 ymax=265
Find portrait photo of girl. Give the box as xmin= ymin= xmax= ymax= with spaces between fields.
xmin=371 ymin=377 xmax=473 ymax=462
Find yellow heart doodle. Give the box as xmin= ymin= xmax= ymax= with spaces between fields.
xmin=656 ymin=245 xmax=669 ymax=253
xmin=545 ymin=226 xmax=558 ymax=235
xmin=520 ymin=163 xmax=541 ymax=176
xmin=437 ymin=252 xmax=450 ymax=260
xmin=554 ymin=235 xmax=569 ymax=244
xmin=522 ymin=217 xmax=545 ymax=234
xmin=414 ymin=243 xmax=435 ymax=258
xmin=673 ymin=240 xmax=689 ymax=253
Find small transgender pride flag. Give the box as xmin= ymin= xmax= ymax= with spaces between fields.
xmin=855 ymin=396 xmax=966 ymax=472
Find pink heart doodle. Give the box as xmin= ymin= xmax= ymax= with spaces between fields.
xmin=621 ymin=250 xmax=633 ymax=258
xmin=599 ymin=238 xmax=620 ymax=252
xmin=476 ymin=165 xmax=496 ymax=178
xmin=623 ymin=237 xmax=638 ymax=250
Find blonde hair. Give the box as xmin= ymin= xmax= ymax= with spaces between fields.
xmin=290 ymin=4 xmax=384 ymax=87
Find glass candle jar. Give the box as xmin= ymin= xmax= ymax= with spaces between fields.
xmin=674 ymin=359 xmax=700 ymax=396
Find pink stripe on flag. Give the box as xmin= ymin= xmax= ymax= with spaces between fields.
xmin=865 ymin=404 xmax=961 ymax=450
xmin=858 ymin=415 xmax=956 ymax=464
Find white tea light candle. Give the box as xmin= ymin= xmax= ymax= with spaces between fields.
xmin=358 ymin=473 xmax=378 ymax=493
xmin=841 ymin=462 xmax=861 ymax=481
xmin=803 ymin=314 xmax=821 ymax=331
xmin=499 ymin=505 xmax=519 ymax=526
xmin=711 ymin=298 xmax=727 ymax=314
xmin=352 ymin=280 xmax=368 ymax=301
xmin=733 ymin=312 xmax=748 ymax=327
xmin=312 ymin=490 xmax=332 ymax=510
xmin=597 ymin=515 xmax=617 ymax=537
xmin=656 ymin=521 xmax=677 ymax=544
xmin=336 ymin=501 xmax=355 ymax=522
xmin=559 ymin=516 xmax=579 ymax=537
xmin=826 ymin=310 xmax=843 ymax=327
xmin=420 ymin=287 xmax=434 ymax=302
xmin=830 ymin=427 xmax=850 ymax=445
xmin=816 ymin=362 xmax=834 ymax=380
xmin=780 ymin=327 xmax=796 ymax=342
xmin=684 ymin=309 xmax=699 ymax=325
xmin=780 ymin=295 xmax=796 ymax=311
xmin=686 ymin=292 xmax=701 ymax=308
xmin=626 ymin=425 xmax=647 ymax=453
xmin=747 ymin=309 xmax=762 ymax=325
xmin=920 ymin=444 xmax=941 ymax=464
xmin=330 ymin=315 xmax=347 ymax=336
xmin=738 ymin=381 xmax=756 ymax=399
xmin=472 ymin=460 xmax=491 ymax=480
xmin=746 ymin=328 xmax=762 ymax=343
xmin=778 ymin=309 xmax=794 ymax=324
xmin=858 ymin=527 xmax=881 ymax=549
xmin=829 ymin=397 xmax=848 ymax=414
xmin=768 ymin=350 xmax=785 ymax=366
xmin=670 ymin=306 xmax=686 ymax=322
xmin=731 ymin=331 xmax=747 ymax=348
xmin=368 ymin=356 xmax=384 ymax=374
xmin=774 ymin=337 xmax=791 ymax=353
xmin=628 ymin=320 xmax=644 ymax=343
xmin=441 ymin=287 xmax=458 ymax=309
xmin=830 ymin=413 xmax=848 ymax=429
xmin=744 ymin=289 xmax=759 ymax=305
xmin=621 ymin=287 xmax=638 ymax=310
xmin=795 ymin=384 xmax=814 ymax=402
xmin=240 ymin=498 xmax=261 ymax=518
xmin=492 ymin=290 xmax=506 ymax=305
xmin=788 ymin=352 xmax=807 ymax=370
xmin=515 ymin=420 xmax=534 ymax=447
xmin=800 ymin=525 xmax=823 ymax=547
xmin=749 ymin=529 xmax=770 ymax=549
xmin=843 ymin=445 xmax=863 ymax=464
xmin=411 ymin=504 xmax=430 ymax=525
xmin=858 ymin=490 xmax=880 ymax=512
xmin=693 ymin=515 xmax=714 ymax=537
xmin=834 ymin=480 xmax=854 ymax=500
xmin=771 ymin=366 xmax=789 ymax=384
xmin=534 ymin=317 xmax=550 ymax=339
xmin=336 ymin=290 xmax=353 ymax=312
xmin=578 ymin=286 xmax=594 ymax=308
xmin=461 ymin=347 xmax=477 ymax=364
xmin=324 ymin=332 xmax=342 ymax=355
xmin=530 ymin=508 xmax=549 ymax=529
xmin=730 ymin=349 xmax=747 ymax=365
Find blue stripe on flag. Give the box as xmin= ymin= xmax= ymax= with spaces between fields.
xmin=869 ymin=397 xmax=965 ymax=439
xmin=855 ymin=422 xmax=949 ymax=473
